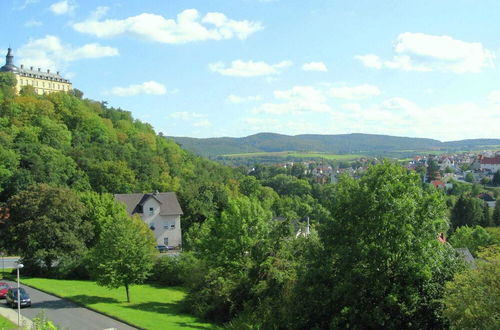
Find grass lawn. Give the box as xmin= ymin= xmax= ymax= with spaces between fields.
xmin=22 ymin=278 xmax=220 ymax=330
xmin=0 ymin=315 xmax=16 ymax=330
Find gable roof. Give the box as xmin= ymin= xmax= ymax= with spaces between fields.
xmin=115 ymin=192 xmax=183 ymax=216
xmin=480 ymin=156 xmax=500 ymax=165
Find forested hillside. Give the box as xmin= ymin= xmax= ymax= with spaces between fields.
xmin=0 ymin=73 xmax=243 ymax=231
xmin=172 ymin=132 xmax=500 ymax=158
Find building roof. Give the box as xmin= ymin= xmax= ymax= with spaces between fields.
xmin=0 ymin=48 xmax=70 ymax=83
xmin=0 ymin=48 xmax=19 ymax=73
xmin=480 ymin=156 xmax=500 ymax=165
xmin=115 ymin=192 xmax=183 ymax=216
xmin=455 ymin=248 xmax=477 ymax=269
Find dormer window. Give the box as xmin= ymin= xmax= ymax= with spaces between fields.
xmin=149 ymin=207 xmax=154 ymax=215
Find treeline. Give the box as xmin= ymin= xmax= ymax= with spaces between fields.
xmin=1 ymin=74 xmax=499 ymax=328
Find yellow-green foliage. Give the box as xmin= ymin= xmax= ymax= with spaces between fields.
xmin=442 ymin=246 xmax=500 ymax=329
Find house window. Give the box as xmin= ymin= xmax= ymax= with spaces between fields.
xmin=170 ymin=224 xmax=175 ymax=229
xmin=164 ymin=237 xmax=168 ymax=246
xmin=149 ymin=207 xmax=154 ymax=215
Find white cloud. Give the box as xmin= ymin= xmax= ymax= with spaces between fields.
xmin=73 ymin=9 xmax=263 ymax=44
xmin=227 ymin=94 xmax=262 ymax=103
xmin=193 ymin=120 xmax=211 ymax=127
xmin=109 ymin=81 xmax=166 ymax=96
xmin=330 ymin=84 xmax=381 ymax=100
xmin=170 ymin=112 xmax=206 ymax=120
xmin=24 ymin=20 xmax=43 ymax=27
xmin=488 ymin=90 xmax=500 ymax=104
xmin=354 ymin=54 xmax=382 ymax=69
xmin=302 ymin=61 xmax=328 ymax=72
xmin=356 ymin=33 xmax=495 ymax=73
xmin=89 ymin=6 xmax=109 ymax=20
xmin=254 ymin=86 xmax=331 ymax=115
xmin=49 ymin=0 xmax=75 ymax=15
xmin=209 ymin=60 xmax=292 ymax=77
xmin=17 ymin=35 xmax=119 ymax=70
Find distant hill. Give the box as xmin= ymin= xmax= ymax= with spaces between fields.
xmin=170 ymin=133 xmax=500 ymax=158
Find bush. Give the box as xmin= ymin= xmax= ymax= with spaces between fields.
xmin=148 ymin=252 xmax=204 ymax=287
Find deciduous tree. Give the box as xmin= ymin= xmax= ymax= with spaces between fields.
xmin=89 ymin=209 xmax=156 ymax=303
xmin=5 ymin=184 xmax=92 ymax=273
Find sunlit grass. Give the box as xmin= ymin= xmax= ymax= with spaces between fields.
xmin=0 ymin=314 xmax=16 ymax=330
xmin=22 ymin=278 xmax=219 ymax=330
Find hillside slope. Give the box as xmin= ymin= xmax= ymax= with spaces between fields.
xmin=171 ymin=133 xmax=500 ymax=157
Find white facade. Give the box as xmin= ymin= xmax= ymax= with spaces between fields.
xmin=139 ymin=198 xmax=182 ymax=247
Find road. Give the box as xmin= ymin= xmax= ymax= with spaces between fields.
xmin=2 ymin=280 xmax=137 ymax=330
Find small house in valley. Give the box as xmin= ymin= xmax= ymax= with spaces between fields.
xmin=115 ymin=192 xmax=183 ymax=248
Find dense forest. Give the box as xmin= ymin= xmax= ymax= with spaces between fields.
xmin=0 ymin=73 xmax=499 ymax=329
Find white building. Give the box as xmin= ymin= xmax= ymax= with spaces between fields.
xmin=115 ymin=192 xmax=183 ymax=248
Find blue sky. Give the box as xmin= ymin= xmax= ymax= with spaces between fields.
xmin=2 ymin=0 xmax=500 ymax=141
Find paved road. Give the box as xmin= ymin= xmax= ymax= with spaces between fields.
xmin=2 ymin=280 xmax=137 ymax=330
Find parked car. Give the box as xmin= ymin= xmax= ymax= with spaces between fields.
xmin=156 ymin=245 xmax=168 ymax=253
xmin=0 ymin=282 xmax=10 ymax=298
xmin=5 ymin=288 xmax=31 ymax=308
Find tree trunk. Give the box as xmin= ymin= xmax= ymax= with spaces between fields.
xmin=125 ymin=283 xmax=130 ymax=303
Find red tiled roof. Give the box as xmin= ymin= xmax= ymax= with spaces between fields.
xmin=431 ymin=180 xmax=445 ymax=188
xmin=480 ymin=157 xmax=500 ymax=165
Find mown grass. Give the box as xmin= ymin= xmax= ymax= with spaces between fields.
xmin=0 ymin=314 xmax=16 ymax=330
xmin=22 ymin=278 xmax=219 ymax=330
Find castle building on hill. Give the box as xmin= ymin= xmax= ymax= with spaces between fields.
xmin=0 ymin=48 xmax=72 ymax=95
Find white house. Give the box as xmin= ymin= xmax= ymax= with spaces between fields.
xmin=480 ymin=156 xmax=500 ymax=172
xmin=115 ymin=192 xmax=183 ymax=248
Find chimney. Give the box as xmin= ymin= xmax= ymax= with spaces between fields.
xmin=56 ymin=71 xmax=59 ymax=75
xmin=20 ymin=64 xmax=24 ymax=69
xmin=30 ymin=66 xmax=33 ymax=70
xmin=47 ymin=69 xmax=50 ymax=73
xmin=37 ymin=68 xmax=40 ymax=72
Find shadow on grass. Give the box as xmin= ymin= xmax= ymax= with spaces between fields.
xmin=66 ymin=295 xmax=120 ymax=305
xmin=125 ymin=301 xmax=181 ymax=315
xmin=125 ymin=302 xmax=219 ymax=329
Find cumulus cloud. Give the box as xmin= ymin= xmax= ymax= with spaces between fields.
xmin=17 ymin=35 xmax=118 ymax=70
xmin=227 ymin=94 xmax=262 ymax=103
xmin=73 ymin=9 xmax=263 ymax=44
xmin=254 ymin=86 xmax=331 ymax=115
xmin=354 ymin=54 xmax=382 ymax=69
xmin=356 ymin=33 xmax=495 ymax=73
xmin=330 ymin=84 xmax=381 ymax=100
xmin=49 ymin=0 xmax=75 ymax=15
xmin=109 ymin=81 xmax=166 ymax=96
xmin=302 ymin=61 xmax=328 ymax=72
xmin=209 ymin=60 xmax=292 ymax=77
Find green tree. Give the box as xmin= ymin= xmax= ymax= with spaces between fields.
xmin=293 ymin=162 xmax=460 ymax=329
xmin=449 ymin=226 xmax=494 ymax=256
xmin=442 ymin=246 xmax=500 ymax=329
xmin=451 ymin=194 xmax=487 ymax=229
xmin=493 ymin=201 xmax=500 ymax=226
xmin=0 ymin=72 xmax=16 ymax=100
xmin=465 ymin=172 xmax=475 ymax=183
xmin=5 ymin=184 xmax=93 ymax=273
xmin=493 ymin=170 xmax=500 ymax=186
xmin=426 ymin=159 xmax=440 ymax=181
xmin=90 ymin=211 xmax=156 ymax=302
xmin=185 ymin=196 xmax=273 ymax=322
